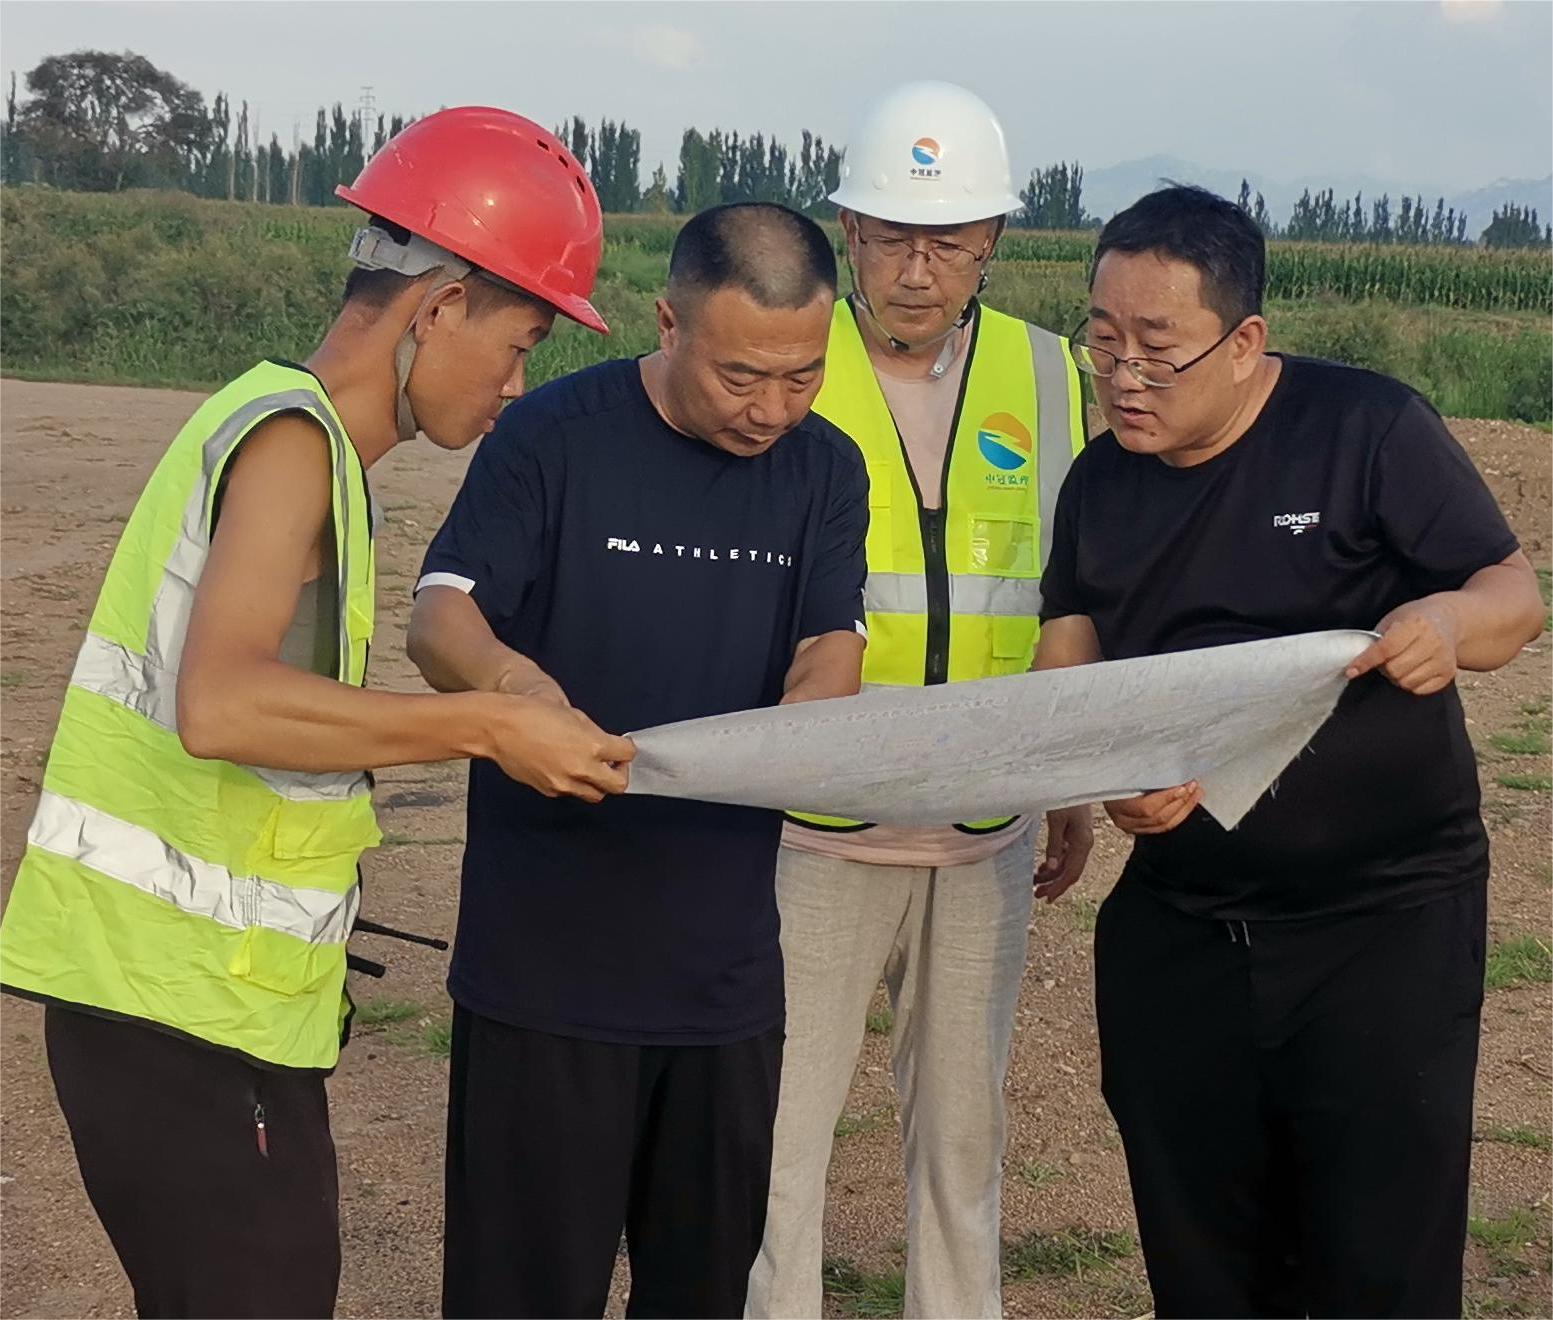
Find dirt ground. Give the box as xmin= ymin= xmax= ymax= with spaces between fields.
xmin=1 ymin=379 xmax=1548 ymax=1320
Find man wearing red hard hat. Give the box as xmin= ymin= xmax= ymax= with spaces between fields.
xmin=0 ymin=107 xmax=631 ymax=1319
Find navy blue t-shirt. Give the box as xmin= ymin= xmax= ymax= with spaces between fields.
xmin=418 ymin=359 xmax=868 ymax=1044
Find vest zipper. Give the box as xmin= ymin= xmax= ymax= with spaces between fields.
xmin=921 ymin=507 xmax=950 ymax=685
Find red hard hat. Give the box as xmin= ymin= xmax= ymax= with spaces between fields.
xmin=337 ymin=106 xmax=608 ymax=334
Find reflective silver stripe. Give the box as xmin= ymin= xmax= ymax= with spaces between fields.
xmin=1027 ymin=324 xmax=1081 ymax=571
xmin=69 ymin=632 xmax=370 ymax=802
xmin=28 ymin=790 xmax=359 ymax=945
xmin=245 ymin=763 xmax=369 ymax=803
xmin=866 ymin=572 xmax=1042 ymax=619
xmin=72 ymin=632 xmax=179 ymax=730
xmin=864 ymin=572 xmax=929 ymax=615
xmin=151 ymin=387 xmax=361 ymax=684
xmin=949 ymin=574 xmax=1044 ymax=618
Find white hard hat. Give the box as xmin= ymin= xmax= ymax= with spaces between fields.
xmin=829 ymin=81 xmax=1020 ymax=227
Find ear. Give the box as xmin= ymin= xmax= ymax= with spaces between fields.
xmin=655 ymin=296 xmax=677 ymax=353
xmin=1230 ymin=315 xmax=1269 ymax=380
xmin=413 ymin=281 xmax=470 ymax=344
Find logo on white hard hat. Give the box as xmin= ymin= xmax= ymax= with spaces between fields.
xmin=909 ymin=137 xmax=942 ymax=180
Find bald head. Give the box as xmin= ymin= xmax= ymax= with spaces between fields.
xmin=667 ymin=203 xmax=838 ymax=317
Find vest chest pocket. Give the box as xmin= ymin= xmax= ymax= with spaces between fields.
xmin=970 ymin=517 xmax=1038 ymax=576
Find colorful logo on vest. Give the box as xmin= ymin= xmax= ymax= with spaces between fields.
xmin=977 ymin=413 xmax=1032 ymax=471
xmin=911 ymin=137 xmax=941 ymax=167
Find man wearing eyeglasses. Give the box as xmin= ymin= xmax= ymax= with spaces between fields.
xmin=747 ymin=81 xmax=1090 ymax=1320
xmin=1037 ymin=185 xmax=1544 ymax=1318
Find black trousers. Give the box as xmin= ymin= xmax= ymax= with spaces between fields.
xmin=1095 ymin=873 xmax=1485 ymax=1320
xmin=441 ymin=1006 xmax=783 ymax=1319
xmin=44 ymin=1004 xmax=339 ymax=1319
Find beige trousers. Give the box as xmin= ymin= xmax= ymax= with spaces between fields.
xmin=746 ymin=835 xmax=1035 ymax=1319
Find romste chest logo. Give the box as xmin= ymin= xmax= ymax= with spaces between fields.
xmin=909 ymin=137 xmax=942 ymax=180
xmin=1273 ymin=511 xmax=1322 ymax=536
xmin=977 ymin=412 xmax=1033 ymax=488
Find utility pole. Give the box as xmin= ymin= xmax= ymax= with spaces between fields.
xmin=357 ymin=86 xmax=376 ymax=150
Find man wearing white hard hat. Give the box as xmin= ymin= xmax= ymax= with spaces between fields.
xmin=747 ymin=82 xmax=1092 ymax=1319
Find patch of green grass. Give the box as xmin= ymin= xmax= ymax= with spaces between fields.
xmin=821 ymin=1257 xmax=905 ymax=1319
xmin=866 ymin=1007 xmax=894 ymax=1036
xmin=1479 ymin=1124 xmax=1553 ymax=1151
xmin=1486 ymin=936 xmax=1553 ymax=989
xmin=1467 ymin=1206 xmax=1542 ymax=1277
xmin=384 ymin=1013 xmax=454 ymax=1058
xmin=1497 ymin=774 xmax=1552 ymax=792
xmin=1465 ymin=1295 xmax=1533 ymax=1318
xmin=1016 ymin=1159 xmax=1066 ymax=1193
xmin=1069 ymin=898 xmax=1099 ymax=934
xmin=1095 ymin=1276 xmax=1156 ymax=1319
xmin=421 ymin=1017 xmax=453 ymax=1058
xmin=1490 ymin=727 xmax=1552 ymax=756
xmin=1001 ymin=1226 xmax=1134 ymax=1281
xmin=835 ymin=1104 xmax=895 ymax=1139
xmin=353 ymin=998 xmax=423 ymax=1028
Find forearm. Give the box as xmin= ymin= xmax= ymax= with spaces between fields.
xmin=1433 ymin=556 xmax=1544 ymax=671
xmin=781 ymin=631 xmax=865 ymax=704
xmin=178 ymin=659 xmax=503 ymax=773
xmin=407 ymin=585 xmax=558 ymax=697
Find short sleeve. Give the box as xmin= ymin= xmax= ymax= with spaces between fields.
xmin=1371 ymin=395 xmax=1520 ymax=590
xmin=797 ymin=443 xmax=869 ymax=641
xmin=416 ymin=407 xmax=555 ymax=628
xmin=1038 ymin=465 xmax=1086 ymax=622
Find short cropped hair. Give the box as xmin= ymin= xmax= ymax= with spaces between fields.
xmin=667 ymin=203 xmax=837 ymax=313
xmin=1092 ymin=185 xmax=1266 ymax=329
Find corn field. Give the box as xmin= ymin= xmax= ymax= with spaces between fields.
xmin=2 ymin=187 xmax=1549 ymax=421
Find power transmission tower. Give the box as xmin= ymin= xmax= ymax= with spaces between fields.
xmin=358 ymin=86 xmax=376 ymax=149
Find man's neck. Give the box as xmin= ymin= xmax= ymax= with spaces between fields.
xmin=1158 ymin=354 xmax=1284 ymax=469
xmin=857 ymin=308 xmax=967 ymax=383
xmin=305 ymin=318 xmax=402 ymax=470
xmin=637 ymin=352 xmax=692 ymax=437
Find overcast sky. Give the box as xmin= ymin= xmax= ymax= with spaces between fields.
xmin=3 ymin=0 xmax=1549 ymax=193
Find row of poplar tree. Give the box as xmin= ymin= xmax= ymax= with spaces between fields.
xmin=2 ymin=51 xmax=1547 ymax=247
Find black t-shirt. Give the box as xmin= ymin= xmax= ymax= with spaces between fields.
xmin=1040 ymin=356 xmax=1519 ymax=920
xmin=418 ymin=359 xmax=869 ymax=1043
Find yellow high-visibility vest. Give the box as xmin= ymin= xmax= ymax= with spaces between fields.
xmin=1 ymin=361 xmax=381 ymax=1070
xmin=788 ymin=298 xmax=1084 ymax=835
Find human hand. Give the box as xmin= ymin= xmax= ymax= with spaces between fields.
xmin=483 ymin=695 xmax=635 ymax=802
xmin=1104 ymin=781 xmax=1202 ymax=836
xmin=1345 ymin=599 xmax=1460 ymax=696
xmin=1034 ymin=805 xmax=1094 ymax=904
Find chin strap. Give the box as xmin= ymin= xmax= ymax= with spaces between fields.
xmin=845 ymin=244 xmax=990 ymax=378
xmin=849 ymin=289 xmax=976 ymax=378
xmin=350 ymin=225 xmax=477 ymax=445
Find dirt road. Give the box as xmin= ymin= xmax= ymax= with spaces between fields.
xmin=2 ymin=380 xmax=1548 ymax=1318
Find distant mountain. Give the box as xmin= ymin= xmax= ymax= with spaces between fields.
xmin=1445 ymin=176 xmax=1552 ymax=238
xmin=1069 ymin=156 xmax=1552 ymax=240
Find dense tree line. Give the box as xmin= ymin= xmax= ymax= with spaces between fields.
xmin=3 ymin=50 xmax=1548 ymax=248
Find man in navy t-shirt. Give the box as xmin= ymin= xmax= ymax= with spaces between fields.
xmin=408 ymin=204 xmax=868 ymax=1318
xmin=1035 ymin=187 xmax=1545 ymax=1319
